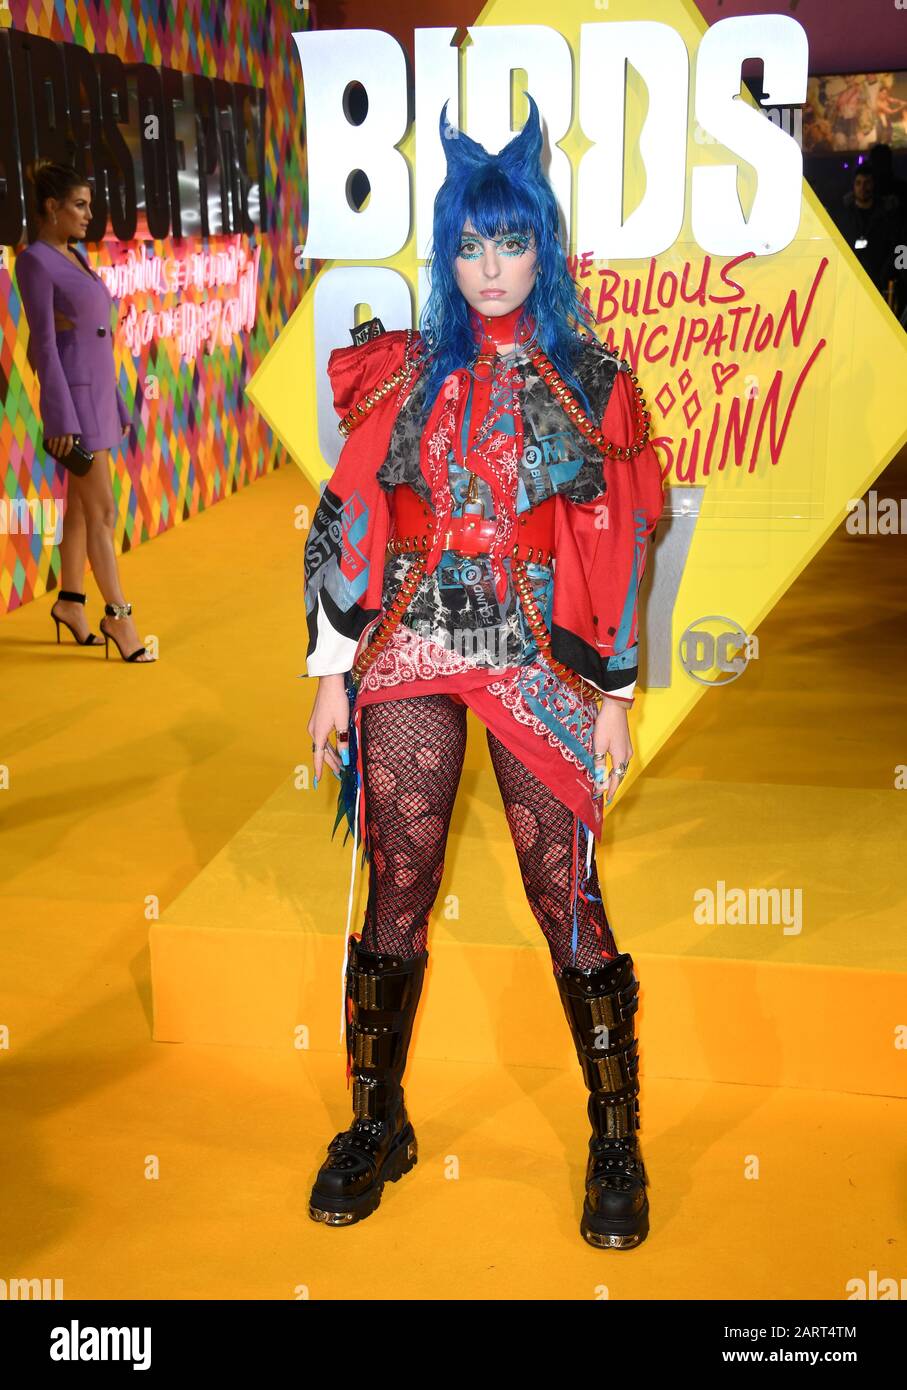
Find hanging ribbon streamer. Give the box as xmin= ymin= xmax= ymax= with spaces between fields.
xmin=339 ymin=771 xmax=362 ymax=1045
xmin=571 ymin=817 xmax=602 ymax=965
xmin=571 ymin=816 xmax=581 ymax=962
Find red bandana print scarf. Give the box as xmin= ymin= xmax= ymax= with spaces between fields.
xmin=419 ymin=354 xmax=525 ymax=603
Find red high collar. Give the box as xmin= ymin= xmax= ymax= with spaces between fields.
xmin=469 ymin=303 xmax=535 ymax=352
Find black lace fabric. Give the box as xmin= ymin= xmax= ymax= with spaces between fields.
xmin=358 ymin=694 xmax=619 ymax=974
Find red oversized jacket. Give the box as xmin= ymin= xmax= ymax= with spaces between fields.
xmin=304 ymin=329 xmax=665 ymax=703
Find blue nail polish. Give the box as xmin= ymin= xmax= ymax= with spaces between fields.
xmin=340 ymin=747 xmax=349 ymax=766
xmin=314 ymin=775 xmax=319 ymax=789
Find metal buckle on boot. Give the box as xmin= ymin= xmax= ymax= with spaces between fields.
xmin=352 ymin=1032 xmax=378 ymax=1068
xmin=588 ymin=1048 xmax=636 ymax=1093
xmin=352 ymin=971 xmax=379 ymax=1008
xmin=352 ymin=1077 xmax=378 ymax=1120
xmin=591 ymin=1095 xmax=638 ymax=1139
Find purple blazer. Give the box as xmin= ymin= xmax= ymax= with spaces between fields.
xmin=15 ymin=239 xmax=131 ymax=451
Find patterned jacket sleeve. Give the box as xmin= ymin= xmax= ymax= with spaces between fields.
xmin=302 ymin=335 xmax=404 ymax=677
xmin=15 ymin=251 xmax=82 ymax=437
xmin=581 ymin=364 xmax=665 ymax=707
xmin=303 ymin=471 xmax=375 ymax=677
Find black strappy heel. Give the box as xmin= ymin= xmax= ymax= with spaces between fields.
xmin=99 ymin=601 xmax=155 ymax=663
xmin=50 ymin=589 xmax=103 ymax=646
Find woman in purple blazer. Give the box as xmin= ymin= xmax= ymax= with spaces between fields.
xmin=16 ymin=161 xmax=155 ymax=662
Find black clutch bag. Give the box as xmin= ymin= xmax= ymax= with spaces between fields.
xmin=43 ymin=434 xmax=95 ymax=476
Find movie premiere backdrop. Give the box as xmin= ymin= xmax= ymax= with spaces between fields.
xmin=248 ymin=0 xmax=907 ymax=762
xmin=0 ymin=0 xmax=312 ymax=614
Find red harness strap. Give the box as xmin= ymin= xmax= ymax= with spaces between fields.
xmin=388 ymin=483 xmax=557 ymax=564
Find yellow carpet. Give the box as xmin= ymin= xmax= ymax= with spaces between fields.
xmin=1 ymin=456 xmax=904 ymax=1298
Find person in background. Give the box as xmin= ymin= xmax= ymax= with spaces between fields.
xmin=15 ymin=160 xmax=155 ymax=662
xmin=835 ymin=167 xmax=901 ymax=295
xmin=867 ymin=143 xmax=907 ymax=219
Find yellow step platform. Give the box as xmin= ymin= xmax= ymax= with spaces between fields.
xmin=150 ymin=766 xmax=905 ymax=1097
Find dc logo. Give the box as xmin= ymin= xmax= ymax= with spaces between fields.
xmin=679 ymin=616 xmax=756 ymax=686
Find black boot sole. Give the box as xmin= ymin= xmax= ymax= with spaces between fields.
xmin=580 ymin=1193 xmax=649 ymax=1249
xmin=308 ymin=1123 xmax=419 ymax=1227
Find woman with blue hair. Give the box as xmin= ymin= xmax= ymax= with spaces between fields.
xmin=304 ymin=93 xmax=664 ymax=1249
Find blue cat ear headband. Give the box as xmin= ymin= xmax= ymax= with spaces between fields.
xmin=438 ymin=91 xmax=545 ymax=181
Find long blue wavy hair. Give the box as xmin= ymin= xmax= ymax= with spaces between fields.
xmin=417 ymin=92 xmax=597 ymax=421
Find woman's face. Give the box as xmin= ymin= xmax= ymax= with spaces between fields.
xmin=42 ymin=185 xmax=92 ymax=240
xmin=453 ymin=221 xmax=539 ymax=318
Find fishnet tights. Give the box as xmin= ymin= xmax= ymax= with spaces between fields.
xmin=358 ymin=694 xmax=619 ymax=974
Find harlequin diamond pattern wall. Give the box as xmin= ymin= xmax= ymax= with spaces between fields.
xmin=0 ymin=0 xmax=313 ymax=614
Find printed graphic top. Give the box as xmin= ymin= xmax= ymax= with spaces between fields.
xmin=303 ymin=327 xmax=664 ymax=707
xmin=361 ymin=341 xmax=613 ymax=691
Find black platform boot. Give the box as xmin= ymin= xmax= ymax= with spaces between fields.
xmin=308 ymin=934 xmax=428 ymax=1227
xmin=555 ymin=952 xmax=650 ymax=1249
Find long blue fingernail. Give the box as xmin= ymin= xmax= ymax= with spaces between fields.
xmin=340 ymin=747 xmax=349 ymax=766
xmin=314 ymin=775 xmax=319 ymax=789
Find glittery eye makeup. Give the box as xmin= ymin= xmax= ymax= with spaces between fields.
xmin=497 ymin=233 xmax=530 ymax=257
xmin=456 ymin=231 xmax=532 ymax=260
